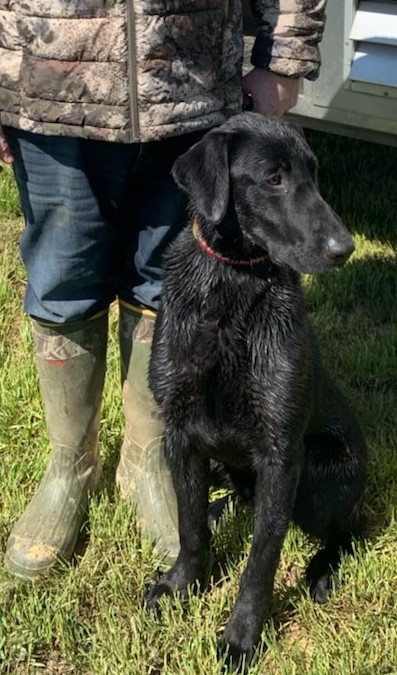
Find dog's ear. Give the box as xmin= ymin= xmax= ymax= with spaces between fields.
xmin=172 ymin=130 xmax=229 ymax=224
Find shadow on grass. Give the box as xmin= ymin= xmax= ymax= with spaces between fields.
xmin=305 ymin=256 xmax=396 ymax=324
xmin=306 ymin=254 xmax=397 ymax=543
xmin=101 ymin=432 xmax=124 ymax=497
xmin=71 ymin=432 xmax=124 ymax=563
xmin=305 ymin=130 xmax=397 ymax=248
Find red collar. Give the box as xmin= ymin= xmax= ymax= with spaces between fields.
xmin=192 ymin=216 xmax=269 ymax=267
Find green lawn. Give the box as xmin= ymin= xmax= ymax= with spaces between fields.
xmin=0 ymin=131 xmax=396 ymax=674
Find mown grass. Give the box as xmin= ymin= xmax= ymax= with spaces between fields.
xmin=0 ymin=131 xmax=396 ymax=674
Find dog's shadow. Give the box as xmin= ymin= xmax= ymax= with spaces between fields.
xmin=305 ymin=129 xmax=397 ymax=542
xmin=306 ymin=129 xmax=397 ymax=249
xmin=305 ymin=254 xmax=397 ymax=538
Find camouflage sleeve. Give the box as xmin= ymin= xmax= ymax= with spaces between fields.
xmin=249 ymin=0 xmax=327 ymax=80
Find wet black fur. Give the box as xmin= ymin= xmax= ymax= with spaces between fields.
xmin=146 ymin=113 xmax=367 ymax=672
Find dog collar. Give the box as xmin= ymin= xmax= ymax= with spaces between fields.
xmin=192 ymin=216 xmax=269 ymax=267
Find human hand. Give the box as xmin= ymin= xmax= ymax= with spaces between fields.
xmin=0 ymin=121 xmax=14 ymax=171
xmin=242 ymin=68 xmax=300 ymax=117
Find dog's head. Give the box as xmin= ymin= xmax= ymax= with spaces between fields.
xmin=172 ymin=112 xmax=354 ymax=274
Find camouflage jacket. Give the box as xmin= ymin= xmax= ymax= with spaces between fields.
xmin=0 ymin=0 xmax=326 ymax=143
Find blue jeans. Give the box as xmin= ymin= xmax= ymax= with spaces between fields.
xmin=5 ymin=128 xmax=200 ymax=323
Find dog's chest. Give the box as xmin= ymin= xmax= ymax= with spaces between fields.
xmin=159 ymin=311 xmax=271 ymax=446
xmin=152 ymin=265 xmax=305 ymax=457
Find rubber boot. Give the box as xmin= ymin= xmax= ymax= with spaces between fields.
xmin=116 ymin=301 xmax=179 ymax=565
xmin=5 ymin=313 xmax=107 ymax=579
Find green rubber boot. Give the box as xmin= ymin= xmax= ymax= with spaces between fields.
xmin=5 ymin=313 xmax=108 ymax=579
xmin=116 ymin=301 xmax=179 ymax=565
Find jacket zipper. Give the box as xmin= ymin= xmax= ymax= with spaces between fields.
xmin=126 ymin=0 xmax=140 ymax=141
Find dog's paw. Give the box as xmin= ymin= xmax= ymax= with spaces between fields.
xmin=145 ymin=579 xmax=175 ymax=611
xmin=308 ymin=571 xmax=338 ymax=604
xmin=145 ymin=562 xmax=203 ymax=612
xmin=306 ymin=549 xmax=339 ymax=604
xmin=218 ymin=639 xmax=253 ymax=674
xmin=218 ymin=621 xmax=257 ymax=674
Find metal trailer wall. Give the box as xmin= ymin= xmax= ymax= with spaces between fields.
xmin=244 ymin=0 xmax=397 ymax=146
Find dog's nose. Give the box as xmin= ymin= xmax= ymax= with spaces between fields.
xmin=324 ymin=238 xmax=354 ymax=265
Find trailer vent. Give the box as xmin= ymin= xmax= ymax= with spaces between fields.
xmin=349 ymin=1 xmax=397 ymax=88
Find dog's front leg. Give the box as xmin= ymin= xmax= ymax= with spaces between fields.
xmin=146 ymin=434 xmax=211 ymax=608
xmin=219 ymin=452 xmax=301 ymax=672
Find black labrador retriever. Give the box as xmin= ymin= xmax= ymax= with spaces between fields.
xmin=146 ymin=113 xmax=367 ymax=671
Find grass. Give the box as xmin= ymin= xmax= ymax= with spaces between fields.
xmin=0 ymin=131 xmax=397 ymax=674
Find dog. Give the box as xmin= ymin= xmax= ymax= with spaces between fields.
xmin=146 ymin=113 xmax=367 ymax=672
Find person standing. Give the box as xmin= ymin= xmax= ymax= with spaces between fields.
xmin=0 ymin=0 xmax=327 ymax=579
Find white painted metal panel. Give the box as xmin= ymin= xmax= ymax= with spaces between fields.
xmin=349 ymin=2 xmax=397 ymax=88
xmin=349 ymin=1 xmax=397 ymax=46
xmin=350 ymin=42 xmax=397 ymax=88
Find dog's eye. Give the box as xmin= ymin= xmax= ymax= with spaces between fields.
xmin=267 ymin=174 xmax=282 ymax=186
